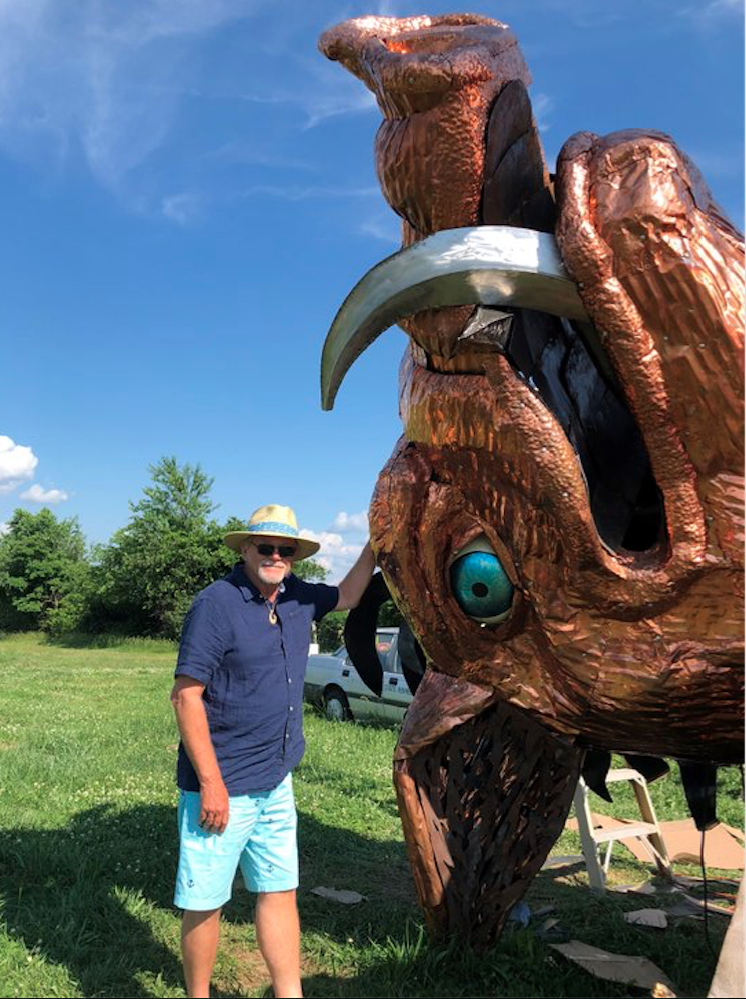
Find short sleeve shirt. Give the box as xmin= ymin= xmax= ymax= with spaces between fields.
xmin=175 ymin=564 xmax=338 ymax=794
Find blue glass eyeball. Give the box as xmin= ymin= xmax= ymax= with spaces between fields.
xmin=450 ymin=543 xmax=514 ymax=623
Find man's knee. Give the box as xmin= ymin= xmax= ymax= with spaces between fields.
xmin=182 ymin=907 xmax=222 ymax=931
xmin=256 ymin=889 xmax=298 ymax=919
xmin=257 ymin=888 xmax=296 ymax=904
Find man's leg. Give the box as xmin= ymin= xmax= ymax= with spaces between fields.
xmin=255 ymin=889 xmax=302 ymax=998
xmin=181 ymin=908 xmax=222 ymax=998
xmin=175 ymin=791 xmax=249 ymax=998
xmin=242 ymin=775 xmax=302 ymax=996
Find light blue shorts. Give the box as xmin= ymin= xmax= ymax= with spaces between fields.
xmin=174 ymin=773 xmax=298 ymax=911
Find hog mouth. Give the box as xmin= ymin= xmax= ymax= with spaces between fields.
xmin=320 ymin=225 xmax=666 ymax=556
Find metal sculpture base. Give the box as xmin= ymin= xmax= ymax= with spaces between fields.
xmin=394 ymin=695 xmax=583 ymax=949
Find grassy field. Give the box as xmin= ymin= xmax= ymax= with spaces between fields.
xmin=0 ymin=633 xmax=742 ymax=998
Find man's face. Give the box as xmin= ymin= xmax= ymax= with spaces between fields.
xmin=241 ymin=536 xmax=297 ymax=590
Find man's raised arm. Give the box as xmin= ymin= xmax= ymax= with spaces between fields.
xmin=334 ymin=541 xmax=376 ymax=611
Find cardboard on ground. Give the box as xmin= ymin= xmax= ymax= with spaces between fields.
xmin=567 ymin=814 xmax=744 ymax=869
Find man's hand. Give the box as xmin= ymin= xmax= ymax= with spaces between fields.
xmin=199 ymin=776 xmax=230 ymax=834
xmin=171 ymin=676 xmax=230 ymax=834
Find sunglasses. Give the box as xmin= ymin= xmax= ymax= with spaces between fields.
xmin=254 ymin=542 xmax=297 ymax=558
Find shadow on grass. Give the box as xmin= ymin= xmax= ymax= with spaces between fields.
xmin=1 ymin=804 xmax=182 ymax=998
xmin=0 ymin=802 xmax=417 ymax=998
xmin=0 ymin=805 xmax=725 ymax=998
xmin=294 ymin=862 xmax=726 ymax=999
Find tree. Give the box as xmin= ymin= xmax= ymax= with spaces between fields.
xmin=379 ymin=598 xmax=403 ymax=627
xmin=317 ymin=609 xmax=347 ymax=652
xmin=314 ymin=597 xmax=402 ymax=653
xmin=94 ymin=457 xmax=239 ymax=639
xmin=0 ymin=508 xmax=91 ymax=633
xmin=292 ymin=557 xmax=327 ymax=582
xmin=131 ymin=457 xmax=216 ymax=530
xmin=91 ymin=456 xmax=335 ymax=639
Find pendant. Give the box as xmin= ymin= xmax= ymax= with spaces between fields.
xmin=268 ymin=608 xmax=278 ymax=625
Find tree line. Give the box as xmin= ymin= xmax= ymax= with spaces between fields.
xmin=0 ymin=457 xmax=343 ymax=646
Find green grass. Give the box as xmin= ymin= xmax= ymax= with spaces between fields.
xmin=0 ymin=632 xmax=742 ymax=998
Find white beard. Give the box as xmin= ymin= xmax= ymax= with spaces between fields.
xmin=257 ymin=564 xmax=288 ymax=585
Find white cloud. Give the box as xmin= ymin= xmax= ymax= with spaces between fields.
xmin=240 ymin=183 xmax=379 ymax=203
xmin=359 ymin=213 xmax=400 ymax=244
xmin=531 ymin=92 xmax=555 ymax=134
xmin=332 ymin=510 xmax=369 ymax=533
xmin=20 ymin=483 xmax=69 ymax=505
xmin=679 ymin=0 xmax=742 ymax=19
xmin=301 ymin=527 xmax=363 ymax=584
xmin=301 ymin=84 xmax=377 ymax=130
xmin=203 ymin=141 xmax=314 ymax=171
xmin=239 ymin=48 xmax=378 ymax=131
xmin=0 ymin=435 xmax=39 ymax=493
xmin=161 ymin=191 xmax=203 ymax=224
xmin=0 ymin=0 xmax=259 ymax=203
xmin=0 ymin=522 xmax=10 ymax=537
xmin=0 ymin=2 xmax=379 ymax=215
xmin=237 ymin=82 xmax=377 ymax=130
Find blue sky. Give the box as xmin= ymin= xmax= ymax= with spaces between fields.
xmin=0 ymin=0 xmax=743 ymax=580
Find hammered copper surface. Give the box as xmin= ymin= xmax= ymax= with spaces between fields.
xmin=394 ymin=687 xmax=582 ymax=947
xmin=555 ymin=130 xmax=744 ymax=565
xmin=320 ymin=14 xmax=535 ymax=356
xmin=321 ymin=12 xmax=744 ymax=950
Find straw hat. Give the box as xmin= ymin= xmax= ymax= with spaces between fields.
xmin=224 ymin=504 xmax=320 ymax=560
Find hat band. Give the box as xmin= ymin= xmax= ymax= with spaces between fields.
xmin=247 ymin=520 xmax=299 ymax=537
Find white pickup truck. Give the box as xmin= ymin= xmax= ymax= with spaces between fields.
xmin=303 ymin=626 xmax=413 ymax=724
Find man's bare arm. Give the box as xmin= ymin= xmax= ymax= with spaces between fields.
xmin=170 ymin=676 xmax=229 ymax=833
xmin=335 ymin=541 xmax=376 ymax=611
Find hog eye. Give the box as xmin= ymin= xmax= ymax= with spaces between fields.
xmin=450 ymin=538 xmax=514 ymax=624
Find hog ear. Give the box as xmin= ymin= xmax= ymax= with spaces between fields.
xmin=676 ymin=762 xmax=719 ymax=832
xmin=555 ymin=129 xmax=744 ymax=562
xmin=482 ymin=79 xmax=555 ymax=232
xmin=397 ymin=617 xmax=426 ymax=695
xmin=580 ymin=748 xmax=613 ymax=802
xmin=555 ymin=128 xmax=744 ymax=477
xmin=343 ymin=571 xmax=390 ymax=697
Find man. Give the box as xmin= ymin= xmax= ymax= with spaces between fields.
xmin=171 ymin=503 xmax=375 ymax=999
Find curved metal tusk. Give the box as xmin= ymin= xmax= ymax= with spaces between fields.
xmin=321 ymin=225 xmax=589 ymax=410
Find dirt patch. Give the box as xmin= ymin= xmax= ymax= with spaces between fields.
xmin=215 ymin=941 xmax=357 ymax=997
xmin=216 ymin=941 xmax=269 ymax=997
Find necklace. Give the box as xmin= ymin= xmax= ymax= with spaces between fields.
xmin=261 ymin=582 xmax=283 ymax=626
